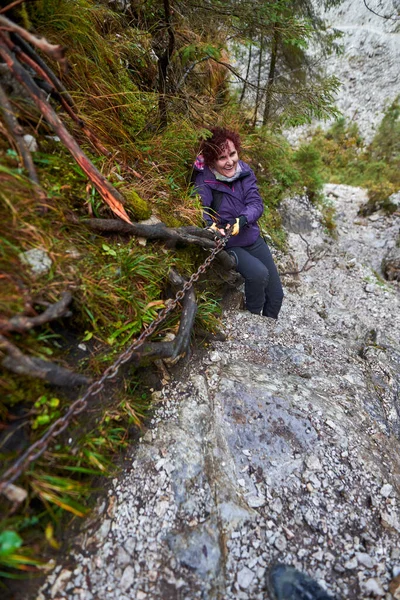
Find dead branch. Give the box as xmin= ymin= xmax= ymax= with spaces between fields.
xmin=0 ymin=82 xmax=38 ymax=183
xmin=0 ymin=291 xmax=73 ymax=334
xmin=83 ymin=218 xmax=236 ymax=270
xmin=281 ymin=233 xmax=326 ymax=276
xmin=0 ymin=334 xmax=91 ymax=386
xmin=9 ymin=32 xmax=75 ymax=107
xmin=0 ymin=1 xmax=26 ymax=15
xmin=0 ymin=36 xmax=132 ymax=223
xmin=0 ymin=15 xmax=66 ymax=66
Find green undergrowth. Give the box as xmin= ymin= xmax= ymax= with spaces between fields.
xmin=0 ymin=0 xmax=330 ymax=585
xmin=301 ymin=99 xmax=400 ymax=215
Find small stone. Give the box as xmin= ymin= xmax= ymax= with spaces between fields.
xmin=19 ymin=248 xmax=52 ymax=275
xmin=209 ymin=351 xmax=222 ymax=362
xmin=120 ymin=566 xmax=135 ymax=592
xmin=238 ymin=479 xmax=246 ymax=488
xmin=2 ymin=483 xmax=28 ymax=504
xmin=361 ymin=578 xmax=385 ymax=597
xmin=283 ymin=526 xmax=295 ymax=539
xmin=23 ymin=134 xmax=38 ymax=152
xmin=274 ymin=536 xmax=287 ymax=552
xmin=313 ymin=549 xmax=324 ymax=562
xmin=380 ymin=483 xmax=393 ymax=498
xmin=116 ymin=547 xmax=131 ymax=567
xmin=271 ymin=498 xmax=283 ymax=514
xmin=237 ymin=566 xmax=255 ymax=589
xmin=306 ymin=455 xmax=322 ymax=471
xmin=155 ymin=458 xmax=166 ymax=471
xmin=355 ymin=552 xmax=375 ymax=569
xmin=247 ymin=495 xmax=266 ymax=508
xmin=344 ymin=557 xmax=358 ymax=570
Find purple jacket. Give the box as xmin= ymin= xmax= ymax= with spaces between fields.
xmin=193 ymin=160 xmax=263 ymax=248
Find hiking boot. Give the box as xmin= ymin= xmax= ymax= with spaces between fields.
xmin=267 ymin=563 xmax=335 ymax=600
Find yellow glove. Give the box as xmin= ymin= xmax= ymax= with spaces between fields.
xmin=206 ymin=222 xmax=224 ymax=238
xmin=227 ymin=216 xmax=248 ymax=236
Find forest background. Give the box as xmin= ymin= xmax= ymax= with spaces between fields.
xmin=0 ymin=0 xmax=399 ymax=587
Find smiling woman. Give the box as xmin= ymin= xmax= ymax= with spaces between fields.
xmin=193 ymin=127 xmax=284 ymax=319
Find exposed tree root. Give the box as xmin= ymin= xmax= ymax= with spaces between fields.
xmin=0 ymin=334 xmax=91 ymax=387
xmin=127 ymin=268 xmax=197 ymax=366
xmin=0 ymin=291 xmax=73 ymax=334
xmin=83 ymin=218 xmax=236 ymax=271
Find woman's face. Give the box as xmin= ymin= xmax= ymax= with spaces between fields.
xmin=213 ymin=139 xmax=239 ymax=178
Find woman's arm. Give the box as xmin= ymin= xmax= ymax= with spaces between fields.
xmin=240 ymin=170 xmax=264 ymax=224
xmin=193 ymin=175 xmax=215 ymax=226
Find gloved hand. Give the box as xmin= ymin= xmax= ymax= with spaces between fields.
xmin=227 ymin=215 xmax=248 ymax=236
xmin=206 ymin=222 xmax=225 ymax=237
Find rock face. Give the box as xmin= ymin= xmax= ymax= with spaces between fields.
xmin=36 ymin=185 xmax=400 ymax=600
xmin=288 ymin=0 xmax=400 ymax=144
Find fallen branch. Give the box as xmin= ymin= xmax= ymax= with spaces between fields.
xmin=0 ymin=35 xmax=132 ymax=223
xmin=0 ymin=334 xmax=91 ymax=386
xmin=0 ymin=291 xmax=73 ymax=334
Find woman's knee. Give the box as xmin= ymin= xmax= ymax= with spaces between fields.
xmin=245 ymin=264 xmax=269 ymax=286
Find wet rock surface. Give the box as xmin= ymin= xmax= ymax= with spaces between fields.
xmin=37 ymin=185 xmax=400 ymax=600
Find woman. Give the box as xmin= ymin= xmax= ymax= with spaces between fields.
xmin=193 ymin=127 xmax=283 ymax=319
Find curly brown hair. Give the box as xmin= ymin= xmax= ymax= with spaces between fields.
xmin=201 ymin=127 xmax=242 ymax=166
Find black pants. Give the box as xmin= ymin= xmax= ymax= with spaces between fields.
xmin=228 ymin=236 xmax=284 ymax=319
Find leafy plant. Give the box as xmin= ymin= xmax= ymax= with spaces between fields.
xmin=0 ymin=530 xmax=43 ymax=577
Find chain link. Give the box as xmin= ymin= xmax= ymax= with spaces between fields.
xmin=0 ymin=233 xmax=230 ymax=494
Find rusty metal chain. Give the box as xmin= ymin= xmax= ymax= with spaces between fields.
xmin=0 ymin=232 xmax=231 ymax=493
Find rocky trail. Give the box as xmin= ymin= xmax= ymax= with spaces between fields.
xmin=34 ymin=185 xmax=400 ymax=600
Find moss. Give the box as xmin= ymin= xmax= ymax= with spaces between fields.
xmin=123 ymin=188 xmax=152 ymax=220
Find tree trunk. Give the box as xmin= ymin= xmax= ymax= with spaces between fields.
xmin=263 ymin=24 xmax=280 ymax=126
xmin=239 ymin=44 xmax=252 ymax=104
xmin=252 ymin=35 xmax=264 ymax=129
xmin=158 ymin=0 xmax=175 ymax=128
